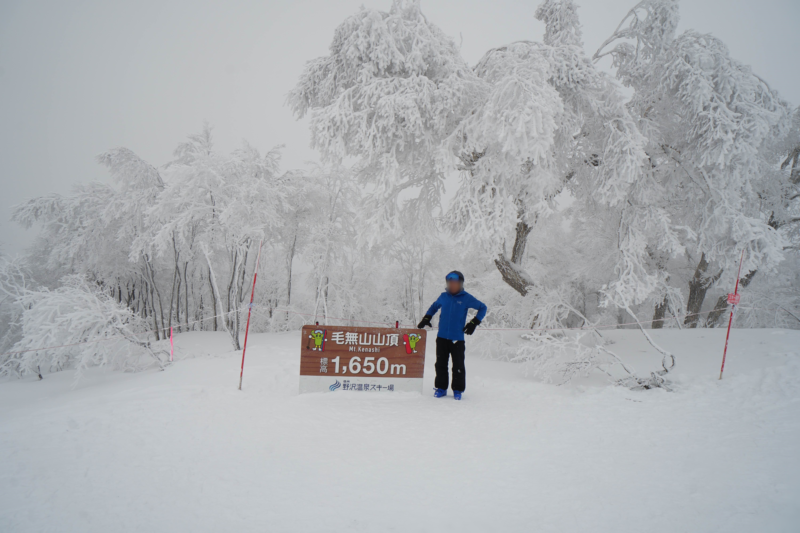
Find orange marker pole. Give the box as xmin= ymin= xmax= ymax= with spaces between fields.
xmin=719 ymin=249 xmax=745 ymax=380
xmin=239 ymin=240 xmax=263 ymax=390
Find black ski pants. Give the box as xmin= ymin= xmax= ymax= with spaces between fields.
xmin=435 ymin=337 xmax=466 ymax=392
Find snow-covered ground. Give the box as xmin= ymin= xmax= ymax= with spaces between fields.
xmin=1 ymin=328 xmax=798 ymax=532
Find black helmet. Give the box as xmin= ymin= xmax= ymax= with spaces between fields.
xmin=445 ymin=271 xmax=465 ymax=282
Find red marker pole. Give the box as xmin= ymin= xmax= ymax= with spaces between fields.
xmin=239 ymin=240 xmax=263 ymax=390
xmin=719 ymin=249 xmax=745 ymax=380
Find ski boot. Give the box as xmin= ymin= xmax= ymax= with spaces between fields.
xmin=453 ymin=390 xmax=462 ymax=401
xmin=434 ymin=388 xmax=447 ymax=398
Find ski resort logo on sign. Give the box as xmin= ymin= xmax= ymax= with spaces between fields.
xmin=299 ymin=325 xmax=426 ymax=394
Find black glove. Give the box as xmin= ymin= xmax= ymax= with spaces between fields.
xmin=463 ymin=317 xmax=481 ymax=335
xmin=417 ymin=315 xmax=433 ymax=329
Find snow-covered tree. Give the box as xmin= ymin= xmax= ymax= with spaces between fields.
xmin=288 ymin=0 xmax=482 ymax=242
xmin=277 ymin=169 xmax=318 ymax=309
xmin=290 ymin=0 xmax=649 ymax=301
xmin=596 ymin=0 xmax=795 ymax=326
xmin=288 ymin=0 xmax=682 ymax=386
xmin=10 ymin=124 xmax=294 ymax=353
xmin=143 ymin=125 xmax=288 ymax=349
xmin=446 ymin=0 xmax=648 ymax=297
xmin=97 ymin=147 xmax=168 ymax=336
xmin=302 ymin=165 xmax=360 ymax=323
xmin=12 ymin=147 xmax=168 ymax=337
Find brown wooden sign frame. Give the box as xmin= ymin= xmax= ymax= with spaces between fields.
xmin=299 ymin=325 xmax=426 ymax=393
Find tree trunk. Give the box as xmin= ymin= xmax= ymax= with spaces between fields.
xmin=287 ymin=234 xmax=297 ymax=305
xmin=144 ymin=259 xmax=166 ymax=338
xmin=511 ymin=220 xmax=532 ymax=264
xmin=141 ymin=277 xmax=148 ymax=319
xmin=169 ymin=234 xmax=180 ymax=333
xmin=237 ymin=249 xmax=249 ymax=305
xmin=168 ymin=267 xmax=177 ymax=334
xmin=175 ymin=271 xmax=182 ymax=333
xmin=684 ymin=253 xmax=722 ymax=328
xmin=198 ymin=265 xmax=205 ymax=330
xmin=225 ymin=249 xmax=238 ymax=331
xmin=417 ymin=246 xmax=425 ymax=322
xmin=495 ymin=254 xmax=532 ymax=296
xmin=202 ymin=245 xmax=227 ymax=335
xmin=495 ymin=220 xmax=534 ymax=296
xmin=313 ymin=242 xmax=332 ymax=323
xmin=230 ymin=249 xmax=250 ymax=352
xmin=205 ymin=267 xmax=216 ymax=331
xmin=652 ymin=296 xmax=668 ymax=329
xmin=148 ymin=279 xmax=159 ymax=341
xmin=183 ymin=262 xmax=190 ymax=332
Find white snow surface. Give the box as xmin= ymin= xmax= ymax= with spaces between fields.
xmin=1 ymin=328 xmax=799 ymax=532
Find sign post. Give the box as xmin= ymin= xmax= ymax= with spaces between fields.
xmin=299 ymin=325 xmax=426 ymax=393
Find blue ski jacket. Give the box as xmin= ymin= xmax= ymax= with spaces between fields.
xmin=425 ymin=290 xmax=487 ymax=342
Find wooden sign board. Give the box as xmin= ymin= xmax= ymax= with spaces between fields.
xmin=299 ymin=325 xmax=426 ymax=394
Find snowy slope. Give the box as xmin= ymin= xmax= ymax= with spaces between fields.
xmin=1 ymin=329 xmax=798 ymax=532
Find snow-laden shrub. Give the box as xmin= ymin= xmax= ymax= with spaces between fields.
xmin=1 ymin=276 xmax=165 ymax=379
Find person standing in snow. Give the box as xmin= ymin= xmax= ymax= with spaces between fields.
xmin=417 ymin=271 xmax=487 ymax=401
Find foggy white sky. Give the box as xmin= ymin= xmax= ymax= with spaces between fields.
xmin=1 ymin=0 xmax=798 ymax=254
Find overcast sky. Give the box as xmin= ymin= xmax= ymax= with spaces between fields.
xmin=1 ymin=0 xmax=798 ymax=254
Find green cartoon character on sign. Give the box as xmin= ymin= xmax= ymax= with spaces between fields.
xmin=309 ymin=329 xmax=325 ymax=351
xmin=405 ymin=333 xmax=421 ymax=353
